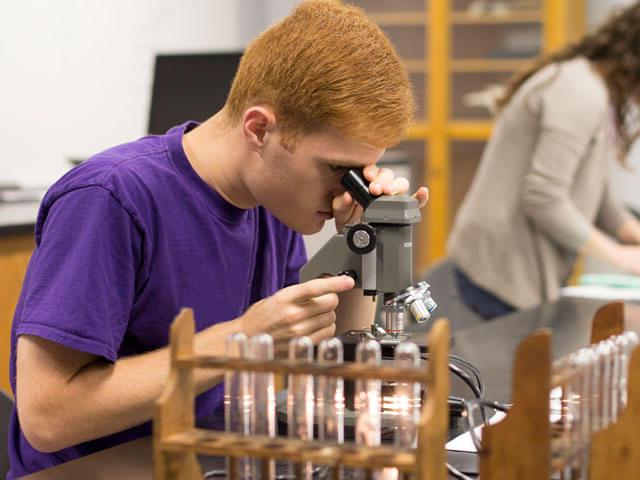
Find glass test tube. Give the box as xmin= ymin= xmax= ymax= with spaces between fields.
xmin=354 ymin=339 xmax=382 ymax=480
xmin=608 ymin=338 xmax=621 ymax=422
xmin=615 ymin=331 xmax=639 ymax=409
xmin=566 ymin=352 xmax=583 ymax=477
xmin=550 ymin=357 xmax=572 ymax=473
xmin=587 ymin=345 xmax=602 ymax=433
xmin=225 ymin=333 xmax=251 ymax=479
xmin=287 ymin=336 xmax=314 ymax=480
xmin=316 ymin=337 xmax=345 ymax=480
xmin=393 ymin=342 xmax=421 ymax=448
xmin=595 ymin=341 xmax=613 ymax=429
xmin=249 ymin=334 xmax=276 ymax=480
xmin=317 ymin=337 xmax=345 ymax=444
xmin=574 ymin=348 xmax=595 ymax=480
xmin=381 ymin=342 xmax=421 ymax=480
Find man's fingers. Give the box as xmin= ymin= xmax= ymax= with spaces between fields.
xmin=271 ymin=310 xmax=337 ymax=338
xmin=363 ymin=164 xmax=379 ymax=181
xmin=300 ymin=292 xmax=340 ymax=317
xmin=333 ymin=191 xmax=354 ymax=213
xmin=381 ymin=177 xmax=410 ymax=196
xmin=412 ymin=186 xmax=429 ymax=208
xmin=368 ymin=168 xmax=394 ymax=196
xmin=282 ymin=275 xmax=355 ymax=303
xmin=308 ymin=323 xmax=338 ymax=344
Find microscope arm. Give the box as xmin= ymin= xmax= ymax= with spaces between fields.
xmin=300 ymin=233 xmax=363 ymax=287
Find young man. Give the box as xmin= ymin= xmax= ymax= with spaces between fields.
xmin=8 ymin=1 xmax=428 ymax=477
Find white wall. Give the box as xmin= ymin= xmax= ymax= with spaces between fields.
xmin=0 ymin=0 xmax=298 ymax=188
xmin=2 ymin=0 xmax=638 ymax=260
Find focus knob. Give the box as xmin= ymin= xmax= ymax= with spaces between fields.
xmin=346 ymin=223 xmax=376 ymax=254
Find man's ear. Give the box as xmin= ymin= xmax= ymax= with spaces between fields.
xmin=242 ymin=106 xmax=277 ymax=152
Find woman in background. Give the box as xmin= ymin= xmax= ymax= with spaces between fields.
xmin=448 ymin=2 xmax=640 ymax=319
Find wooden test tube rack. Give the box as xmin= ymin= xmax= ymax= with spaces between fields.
xmin=153 ymin=308 xmax=452 ymax=480
xmin=480 ymin=301 xmax=640 ymax=480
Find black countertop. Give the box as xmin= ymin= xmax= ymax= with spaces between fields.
xmin=0 ymin=202 xmax=39 ymax=234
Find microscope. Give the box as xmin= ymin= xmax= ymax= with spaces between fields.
xmin=301 ymin=169 xmax=437 ymax=358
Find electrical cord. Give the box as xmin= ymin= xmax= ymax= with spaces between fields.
xmin=448 ymin=354 xmax=484 ymax=395
xmin=447 ymin=462 xmax=477 ymax=480
xmin=463 ymin=399 xmax=511 ymax=452
xmin=419 ymin=353 xmax=510 ymax=479
xmin=448 ymin=362 xmax=483 ymax=401
xmin=420 ymin=353 xmax=485 ymax=400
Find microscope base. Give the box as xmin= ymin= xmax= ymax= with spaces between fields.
xmin=338 ymin=329 xmax=428 ymax=362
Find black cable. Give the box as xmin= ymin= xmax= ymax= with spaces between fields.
xmin=448 ymin=362 xmax=483 ymax=401
xmin=447 ymin=462 xmax=477 ymax=480
xmin=449 ymin=357 xmax=483 ymax=395
xmin=420 ymin=353 xmax=485 ymax=400
xmin=448 ymin=354 xmax=484 ymax=394
xmin=463 ymin=399 xmax=511 ymax=451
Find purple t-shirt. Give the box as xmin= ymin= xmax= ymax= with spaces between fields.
xmin=7 ymin=122 xmax=307 ymax=478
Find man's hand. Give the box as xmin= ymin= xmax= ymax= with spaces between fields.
xmin=238 ymin=275 xmax=355 ymax=354
xmin=333 ymin=165 xmax=429 ymax=232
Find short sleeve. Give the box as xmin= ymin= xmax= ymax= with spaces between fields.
xmin=16 ymin=186 xmax=142 ymax=362
xmin=283 ymin=233 xmax=307 ymax=288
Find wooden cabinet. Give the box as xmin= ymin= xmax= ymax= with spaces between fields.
xmin=347 ymin=0 xmax=585 ymax=272
xmin=0 ymin=232 xmax=34 ymax=397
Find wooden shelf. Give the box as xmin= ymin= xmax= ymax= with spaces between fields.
xmin=451 ymin=10 xmax=543 ymax=24
xmin=451 ymin=58 xmax=535 ymax=72
xmin=368 ymin=11 xmax=426 ymax=25
xmin=347 ymin=0 xmax=585 ymax=269
xmin=403 ymin=59 xmax=427 ymax=73
xmin=408 ymin=123 xmax=430 ymax=139
xmin=448 ymin=121 xmax=493 ymax=140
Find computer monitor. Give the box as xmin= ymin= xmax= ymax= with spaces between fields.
xmin=147 ymin=52 xmax=242 ymax=135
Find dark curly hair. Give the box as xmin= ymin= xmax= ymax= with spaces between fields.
xmin=498 ymin=2 xmax=640 ymax=158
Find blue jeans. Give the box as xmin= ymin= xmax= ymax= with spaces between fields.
xmin=454 ymin=267 xmax=515 ymax=320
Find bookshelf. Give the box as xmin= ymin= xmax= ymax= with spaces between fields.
xmin=347 ymin=0 xmax=586 ymax=272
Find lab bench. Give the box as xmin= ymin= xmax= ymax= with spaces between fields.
xmin=20 ymin=296 xmax=637 ymax=479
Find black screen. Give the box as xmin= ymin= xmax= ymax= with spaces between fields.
xmin=147 ymin=52 xmax=242 ymax=134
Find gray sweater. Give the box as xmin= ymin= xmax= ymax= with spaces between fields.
xmin=448 ymin=57 xmax=631 ymax=309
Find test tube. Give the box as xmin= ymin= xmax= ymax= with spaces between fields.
xmin=287 ymin=336 xmax=314 ymax=479
xmin=607 ymin=338 xmax=621 ymax=422
xmin=393 ymin=342 xmax=421 ymax=448
xmin=249 ymin=334 xmax=276 ymax=480
xmin=225 ymin=333 xmax=251 ymax=479
xmin=586 ymin=345 xmax=602 ymax=433
xmin=317 ymin=337 xmax=345 ymax=480
xmin=354 ymin=339 xmax=382 ymax=480
xmin=550 ymin=357 xmax=572 ymax=469
xmin=317 ymin=337 xmax=345 ymax=444
xmin=615 ymin=331 xmax=639 ymax=409
xmin=595 ymin=341 xmax=613 ymax=429
xmin=573 ymin=348 xmax=596 ymax=480
xmin=381 ymin=342 xmax=421 ymax=480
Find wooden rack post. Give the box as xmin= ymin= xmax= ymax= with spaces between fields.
xmin=153 ymin=309 xmax=451 ymax=479
xmin=590 ymin=301 xmax=624 ymax=344
xmin=479 ymin=329 xmax=552 ymax=480
xmin=417 ymin=318 xmax=450 ymax=480
xmin=589 ymin=347 xmax=640 ymax=479
xmin=588 ymin=300 xmax=640 ymax=479
xmin=153 ymin=308 xmax=202 ymax=479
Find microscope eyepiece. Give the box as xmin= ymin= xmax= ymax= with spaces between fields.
xmin=340 ymin=169 xmax=375 ymax=209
